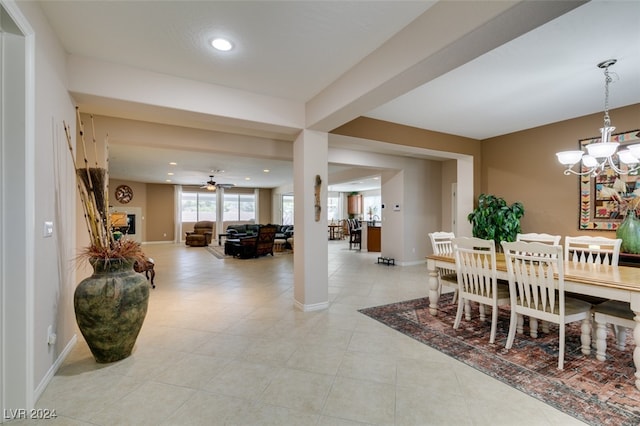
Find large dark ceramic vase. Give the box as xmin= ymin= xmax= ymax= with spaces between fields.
xmin=74 ymin=258 xmax=150 ymax=363
xmin=616 ymin=210 xmax=640 ymax=254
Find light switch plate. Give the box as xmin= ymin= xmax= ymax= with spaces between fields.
xmin=43 ymin=221 xmax=53 ymax=238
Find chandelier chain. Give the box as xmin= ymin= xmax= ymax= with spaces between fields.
xmin=603 ymin=65 xmax=612 ymax=128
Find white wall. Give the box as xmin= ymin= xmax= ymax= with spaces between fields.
xmin=12 ymin=0 xmax=77 ymax=408
xmin=329 ymin=146 xmax=444 ymax=264
xmin=67 ymin=55 xmax=305 ymax=134
xmin=1 ymin=2 xmax=30 ymax=412
xmin=380 ymin=170 xmax=404 ymax=261
xmin=402 ymin=157 xmax=441 ymax=264
xmin=272 ymin=182 xmax=293 ymax=225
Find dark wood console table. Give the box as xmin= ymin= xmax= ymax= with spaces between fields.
xmin=619 ymin=252 xmax=640 ymax=268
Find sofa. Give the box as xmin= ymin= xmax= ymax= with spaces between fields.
xmin=225 ymin=224 xmax=260 ymax=239
xmin=225 ymin=224 xmax=277 ymax=258
xmin=275 ymin=225 xmax=294 ymax=240
xmin=185 ymin=221 xmax=214 ymax=246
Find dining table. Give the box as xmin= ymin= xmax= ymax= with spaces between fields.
xmin=426 ymin=252 xmax=640 ymax=390
xmin=328 ymin=224 xmax=343 ymax=240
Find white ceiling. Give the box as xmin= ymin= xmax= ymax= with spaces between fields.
xmin=37 ymin=0 xmax=640 ymax=190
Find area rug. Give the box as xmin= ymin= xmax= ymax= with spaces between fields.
xmin=206 ymin=245 xmax=225 ymax=259
xmin=359 ymin=294 xmax=640 ymax=426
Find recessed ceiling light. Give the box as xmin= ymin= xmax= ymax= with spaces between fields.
xmin=211 ymin=38 xmax=233 ymax=51
xmin=166 ymin=179 xmax=172 ymax=183
xmin=245 ymin=177 xmax=251 ymax=181
xmin=263 ymin=169 xmax=270 ymax=173
xmin=169 ymin=162 xmax=177 ymax=166
xmin=167 ymin=172 xmax=174 ymax=176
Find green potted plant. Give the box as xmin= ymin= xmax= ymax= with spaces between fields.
xmin=467 ymin=194 xmax=525 ymax=247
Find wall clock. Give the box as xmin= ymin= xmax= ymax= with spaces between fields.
xmin=115 ymin=185 xmax=133 ymax=204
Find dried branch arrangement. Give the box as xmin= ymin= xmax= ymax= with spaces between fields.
xmin=63 ymin=108 xmax=144 ymax=262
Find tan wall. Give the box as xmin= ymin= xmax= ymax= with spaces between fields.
xmin=146 ymin=183 xmax=175 ymax=241
xmin=110 ymin=179 xmax=148 ymax=241
xmin=441 ymin=160 xmax=457 ymax=232
xmin=109 ymin=179 xmax=175 ymax=242
xmin=481 ymin=103 xmax=640 ymax=238
xmin=332 ymin=117 xmax=482 ymax=198
xmin=332 ymin=105 xmax=640 ymax=239
xmin=258 ymin=188 xmax=272 ymax=224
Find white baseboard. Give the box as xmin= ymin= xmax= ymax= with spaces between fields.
xmin=33 ymin=334 xmax=77 ymax=403
xmin=294 ymin=300 xmax=329 ymax=312
xmin=399 ymin=259 xmax=427 ymax=266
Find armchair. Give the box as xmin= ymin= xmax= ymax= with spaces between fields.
xmin=185 ymin=221 xmax=214 ymax=247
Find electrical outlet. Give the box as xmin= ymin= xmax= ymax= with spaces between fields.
xmin=47 ymin=325 xmax=57 ymax=346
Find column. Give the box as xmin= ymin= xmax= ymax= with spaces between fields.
xmin=293 ymin=130 xmax=329 ymax=311
xmin=216 ymin=187 xmax=225 ymax=241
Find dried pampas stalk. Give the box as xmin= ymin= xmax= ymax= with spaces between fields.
xmin=64 ymin=109 xmax=144 ymax=262
xmin=76 ymin=167 xmax=107 ymax=221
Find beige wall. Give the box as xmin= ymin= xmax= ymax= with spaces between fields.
xmin=109 ymin=179 xmax=176 ymax=242
xmin=100 ymin=105 xmax=639 ymax=247
xmin=146 ymin=184 xmax=175 ymax=241
xmin=109 ymin=179 xmax=148 ymax=241
xmin=258 ymin=188 xmax=273 ymax=224
xmin=441 ymin=160 xmax=457 ymax=232
xmin=332 ymin=117 xmax=482 ymax=198
xmin=481 ymin=103 xmax=640 ymax=238
xmin=332 ymin=105 xmax=640 ymax=240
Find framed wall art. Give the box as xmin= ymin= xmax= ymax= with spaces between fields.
xmin=579 ymin=129 xmax=640 ymax=230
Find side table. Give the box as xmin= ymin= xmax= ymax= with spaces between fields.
xmin=224 ymin=239 xmax=241 ymax=256
xmin=274 ymin=238 xmax=287 ymax=252
xmin=218 ymin=233 xmax=231 ymax=246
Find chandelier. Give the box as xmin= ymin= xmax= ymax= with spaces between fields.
xmin=556 ymin=59 xmax=638 ymax=177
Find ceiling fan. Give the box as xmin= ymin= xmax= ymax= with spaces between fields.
xmin=200 ymin=175 xmax=234 ymax=191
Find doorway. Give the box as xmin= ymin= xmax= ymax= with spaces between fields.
xmin=1 ymin=1 xmax=32 ymax=417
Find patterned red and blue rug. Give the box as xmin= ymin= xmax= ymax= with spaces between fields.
xmin=359 ymin=294 xmax=640 ymax=426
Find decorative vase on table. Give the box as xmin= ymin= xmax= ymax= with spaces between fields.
xmin=616 ymin=210 xmax=640 ymax=254
xmin=74 ymin=258 xmax=150 ymax=363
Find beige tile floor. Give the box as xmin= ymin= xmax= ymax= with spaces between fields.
xmin=17 ymin=241 xmax=586 ymax=425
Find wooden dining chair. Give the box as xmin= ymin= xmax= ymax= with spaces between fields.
xmin=594 ymin=300 xmax=635 ymax=361
xmin=502 ymin=241 xmax=592 ymax=370
xmin=564 ymin=236 xmax=622 ymax=266
xmin=347 ymin=219 xmax=361 ymax=250
xmin=565 ymin=235 xmax=623 ymax=343
xmin=452 ymin=237 xmax=510 ymax=344
xmin=516 ymin=232 xmax=561 ymax=245
xmin=428 ymin=232 xmax=458 ymax=303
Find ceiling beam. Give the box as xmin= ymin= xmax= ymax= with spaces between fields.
xmin=306 ymin=0 xmax=587 ymax=132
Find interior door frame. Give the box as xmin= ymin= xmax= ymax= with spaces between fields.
xmin=0 ymin=1 xmax=35 ymax=417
